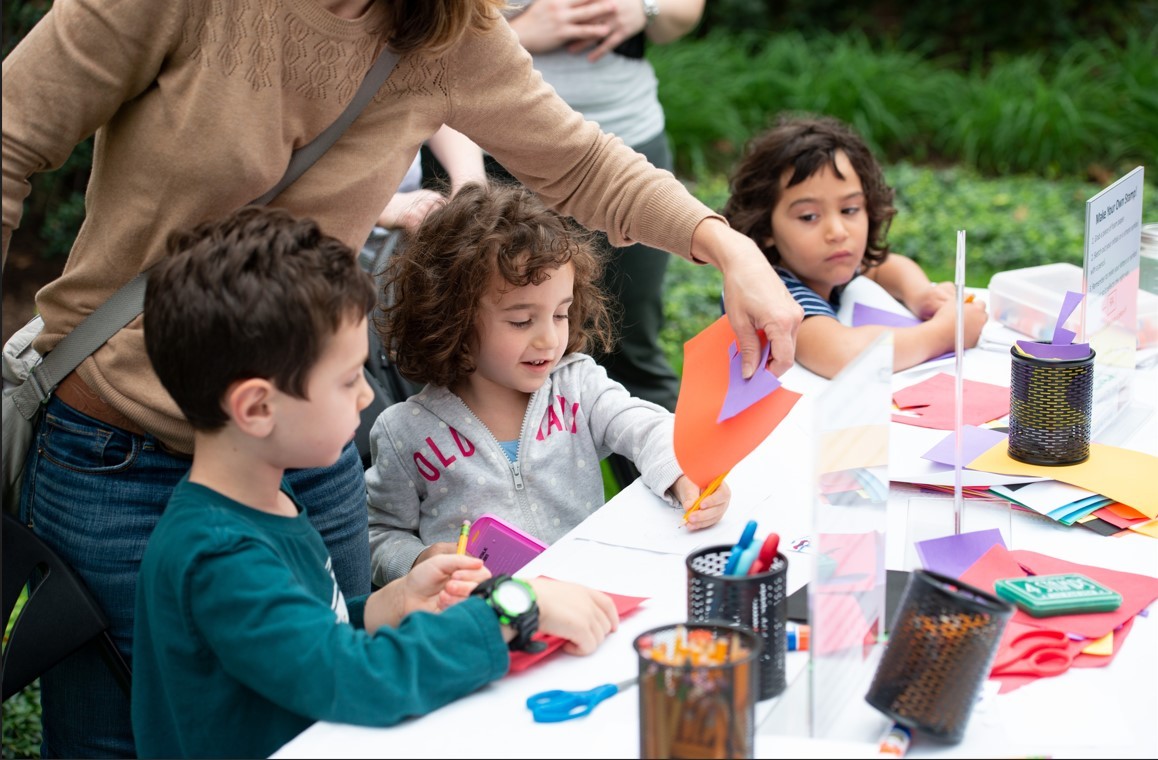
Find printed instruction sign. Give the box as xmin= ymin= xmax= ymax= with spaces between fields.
xmin=1084 ymin=166 xmax=1144 ymax=369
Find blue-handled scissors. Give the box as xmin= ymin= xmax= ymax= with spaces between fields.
xmin=526 ymin=678 xmax=637 ymax=723
xmin=990 ymin=629 xmax=1076 ymax=678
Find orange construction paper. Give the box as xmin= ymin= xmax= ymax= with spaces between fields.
xmin=674 ymin=315 xmax=802 ymax=488
xmin=1092 ymin=503 xmax=1150 ymax=530
xmin=1105 ymin=502 xmax=1149 ymax=521
xmin=507 ymin=587 xmax=646 ymax=674
xmin=968 ymin=440 xmax=1158 ymax=519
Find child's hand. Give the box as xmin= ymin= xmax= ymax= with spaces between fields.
xmin=413 ymin=541 xmax=458 ymax=570
xmin=929 ymin=298 xmax=989 ymax=348
xmin=671 ymin=475 xmax=731 ymax=531
xmin=366 ymin=554 xmax=491 ymax=632
xmin=529 ymin=577 xmax=619 ymax=656
xmin=911 ymin=281 xmax=956 ymax=320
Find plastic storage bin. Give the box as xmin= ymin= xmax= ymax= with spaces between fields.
xmin=988 ymin=262 xmax=1158 ymax=349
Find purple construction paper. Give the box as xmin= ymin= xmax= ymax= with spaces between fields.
xmin=915 ymin=528 xmax=1007 ymax=580
xmin=1050 ymin=290 xmax=1084 ymax=345
xmin=1014 ymin=339 xmax=1092 ymax=360
xmin=717 ymin=341 xmax=781 ymax=423
xmin=852 ymin=302 xmax=920 ymax=329
xmin=921 ymin=425 xmax=1008 ymax=466
xmin=852 ymin=302 xmax=953 ymax=362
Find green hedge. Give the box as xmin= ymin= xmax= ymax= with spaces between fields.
xmin=653 ymin=27 xmax=1158 ymax=181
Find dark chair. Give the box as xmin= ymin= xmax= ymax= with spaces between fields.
xmin=2 ymin=512 xmax=131 ymax=701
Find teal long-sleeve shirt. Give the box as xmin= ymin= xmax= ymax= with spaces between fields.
xmin=132 ymin=478 xmax=510 ymax=759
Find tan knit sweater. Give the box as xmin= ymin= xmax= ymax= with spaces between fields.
xmin=2 ymin=0 xmax=715 ymax=453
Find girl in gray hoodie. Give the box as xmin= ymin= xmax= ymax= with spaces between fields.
xmin=366 ymin=183 xmax=732 ymax=586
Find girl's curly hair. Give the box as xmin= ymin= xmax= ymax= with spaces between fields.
xmin=377 ymin=181 xmax=614 ymax=389
xmin=721 ymin=112 xmax=897 ymax=271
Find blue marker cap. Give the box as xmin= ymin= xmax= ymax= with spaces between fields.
xmin=722 ymin=520 xmax=759 ymax=575
xmin=731 ymin=541 xmax=762 ymax=576
xmin=737 ymin=520 xmax=758 ymax=549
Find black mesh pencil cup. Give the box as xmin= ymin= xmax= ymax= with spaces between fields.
xmin=1008 ymin=346 xmax=1094 ymax=465
xmin=686 ymin=545 xmax=787 ymax=700
xmin=864 ymin=570 xmax=1014 ymax=743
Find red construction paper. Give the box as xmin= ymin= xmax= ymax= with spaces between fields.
xmin=507 ymin=589 xmax=647 ymax=674
xmin=1093 ymin=504 xmax=1150 ymax=530
xmin=890 ymin=373 xmax=1010 ymax=430
xmin=674 ymin=315 xmax=802 ymax=488
xmin=989 ymin=616 xmax=1135 ymax=694
xmin=958 ymin=545 xmax=1158 ymax=639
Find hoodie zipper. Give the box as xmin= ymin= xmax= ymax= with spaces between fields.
xmin=450 ymin=388 xmax=540 ymax=492
xmin=509 ymin=390 xmax=538 ymax=492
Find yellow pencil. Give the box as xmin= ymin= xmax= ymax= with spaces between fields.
xmin=681 ymin=471 xmax=729 ymax=526
xmin=455 ymin=519 xmax=470 ymax=555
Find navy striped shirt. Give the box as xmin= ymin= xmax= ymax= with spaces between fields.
xmin=775 ymin=266 xmax=843 ymax=318
xmin=718 ymin=267 xmax=850 ymax=318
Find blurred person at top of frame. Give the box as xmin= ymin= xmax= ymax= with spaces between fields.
xmin=494 ymin=0 xmax=706 ymax=485
xmin=2 ymin=1 xmax=801 ymax=755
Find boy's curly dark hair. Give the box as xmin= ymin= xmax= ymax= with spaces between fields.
xmin=722 ymin=112 xmax=897 ymax=271
xmin=144 ymin=206 xmax=376 ymax=431
xmin=377 ymin=182 xmax=614 ymax=389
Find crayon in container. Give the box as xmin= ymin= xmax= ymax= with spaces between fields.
xmin=634 ymin=622 xmax=760 ymax=759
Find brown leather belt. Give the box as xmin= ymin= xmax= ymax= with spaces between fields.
xmin=54 ymin=371 xmax=148 ymax=436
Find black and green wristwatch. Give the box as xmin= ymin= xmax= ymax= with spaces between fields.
xmin=471 ymin=575 xmax=546 ymax=653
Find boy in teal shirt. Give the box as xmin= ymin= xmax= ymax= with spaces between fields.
xmin=133 ymin=206 xmax=619 ymax=759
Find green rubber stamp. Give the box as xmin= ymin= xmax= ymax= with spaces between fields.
xmin=995 ymin=573 xmax=1122 ymax=617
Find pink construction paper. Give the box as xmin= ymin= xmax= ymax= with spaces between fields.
xmin=718 ymin=340 xmax=781 ymax=423
xmin=914 ymin=528 xmax=1006 ymax=580
xmin=891 ymin=373 xmax=1010 ymax=430
xmin=921 ymin=425 xmax=1009 ymax=466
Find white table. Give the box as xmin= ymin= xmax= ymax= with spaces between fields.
xmin=274 ymin=328 xmax=1158 ymax=759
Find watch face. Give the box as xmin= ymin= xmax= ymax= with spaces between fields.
xmin=493 ymin=579 xmax=534 ymax=616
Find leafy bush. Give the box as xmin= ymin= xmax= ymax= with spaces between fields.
xmin=2 ymin=593 xmax=41 ymax=759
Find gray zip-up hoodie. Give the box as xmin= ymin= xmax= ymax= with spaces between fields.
xmin=366 ymin=353 xmax=684 ymax=585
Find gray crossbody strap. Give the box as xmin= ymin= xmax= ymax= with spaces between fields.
xmin=11 ymin=44 xmax=400 ymax=421
xmin=12 ymin=273 xmax=149 ymax=420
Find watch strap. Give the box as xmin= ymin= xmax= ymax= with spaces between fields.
xmin=471 ymin=575 xmax=546 ymax=653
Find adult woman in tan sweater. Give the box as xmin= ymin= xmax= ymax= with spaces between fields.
xmin=1 ymin=1 xmax=801 ymax=755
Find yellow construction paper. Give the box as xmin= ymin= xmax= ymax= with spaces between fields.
xmin=968 ymin=442 xmax=1158 ymax=519
xmin=1128 ymin=518 xmax=1158 ymax=538
xmin=1080 ymin=631 xmax=1114 ymax=656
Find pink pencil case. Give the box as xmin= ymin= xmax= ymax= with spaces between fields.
xmin=465 ymin=513 xmax=547 ymax=577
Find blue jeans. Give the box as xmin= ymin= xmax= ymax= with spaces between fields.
xmin=19 ymin=396 xmax=370 ymax=758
